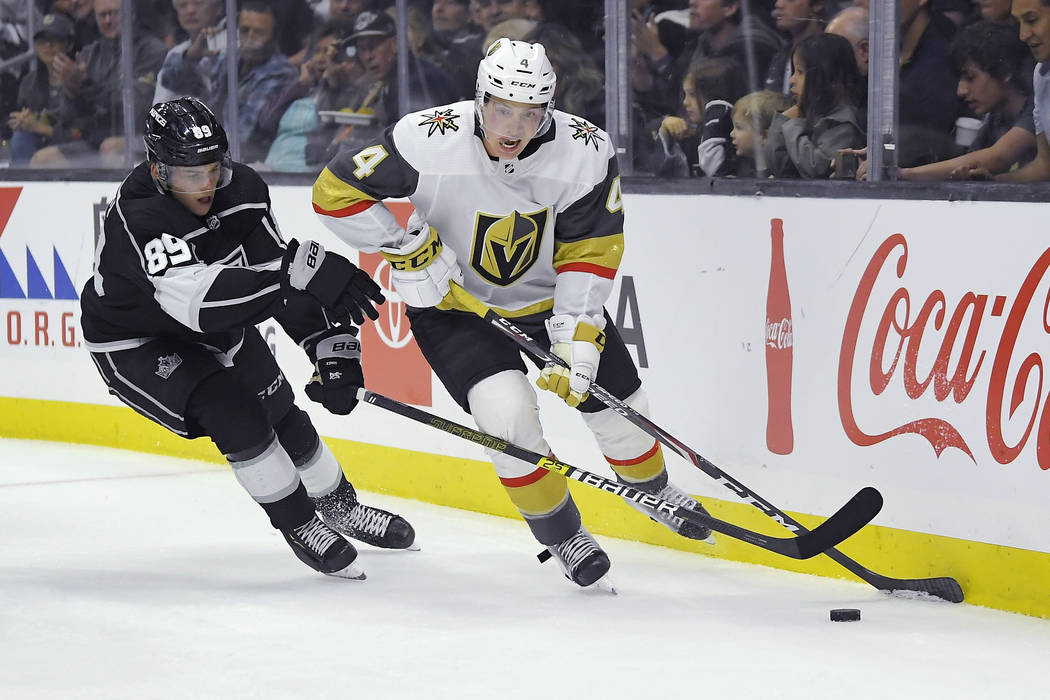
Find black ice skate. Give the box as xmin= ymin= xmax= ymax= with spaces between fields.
xmin=282 ymin=515 xmax=365 ymax=579
xmin=543 ymin=527 xmax=613 ymax=591
xmin=623 ymin=477 xmax=715 ymax=543
xmin=314 ymin=481 xmax=417 ymax=550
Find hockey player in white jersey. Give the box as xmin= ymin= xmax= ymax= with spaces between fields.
xmin=312 ymin=39 xmax=712 ymax=588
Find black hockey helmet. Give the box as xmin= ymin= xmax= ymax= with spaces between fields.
xmin=144 ymin=97 xmax=233 ymax=193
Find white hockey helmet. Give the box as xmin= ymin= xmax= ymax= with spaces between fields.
xmin=475 ymin=38 xmax=557 ymax=139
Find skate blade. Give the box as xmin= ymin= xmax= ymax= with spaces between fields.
xmin=405 ymin=542 xmax=421 ymax=552
xmin=591 ymin=575 xmax=617 ymax=595
xmin=326 ymin=561 xmax=367 ymax=580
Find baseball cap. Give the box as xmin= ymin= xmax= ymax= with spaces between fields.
xmin=347 ymin=10 xmax=395 ymax=43
xmin=34 ymin=13 xmax=75 ymax=41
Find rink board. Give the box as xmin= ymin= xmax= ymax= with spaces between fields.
xmin=0 ymin=182 xmax=1048 ymax=618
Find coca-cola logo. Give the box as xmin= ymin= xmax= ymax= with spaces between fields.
xmin=766 ymin=317 xmax=793 ymax=349
xmin=839 ymin=233 xmax=1050 ymax=469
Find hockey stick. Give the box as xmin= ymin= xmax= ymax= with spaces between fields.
xmin=446 ymin=283 xmax=965 ymax=602
xmin=358 ymin=389 xmax=882 ymax=560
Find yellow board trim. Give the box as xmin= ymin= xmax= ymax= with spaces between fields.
xmin=3 ymin=396 xmax=1048 ymax=619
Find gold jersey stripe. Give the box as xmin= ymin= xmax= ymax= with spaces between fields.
xmin=607 ymin=442 xmax=665 ymax=482
xmin=312 ymin=168 xmax=377 ymax=216
xmin=500 ymin=470 xmax=570 ymax=516
xmin=438 ymin=294 xmax=554 ymax=318
xmin=553 ymin=233 xmax=625 ymax=272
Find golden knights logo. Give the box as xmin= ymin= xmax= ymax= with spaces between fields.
xmin=470 ymin=208 xmax=548 ymax=286
xmin=418 ymin=109 xmax=460 ymax=137
xmin=568 ymin=117 xmax=604 ymax=151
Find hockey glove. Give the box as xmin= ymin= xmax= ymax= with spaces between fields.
xmin=283 ymin=239 xmax=385 ymax=325
xmin=697 ymin=100 xmax=734 ymax=177
xmin=536 ymin=314 xmax=606 ymax=408
xmin=304 ymin=327 xmax=364 ymax=415
xmin=380 ymin=216 xmax=463 ymax=309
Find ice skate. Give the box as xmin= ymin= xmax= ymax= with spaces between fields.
xmin=624 ymin=478 xmax=715 ymax=543
xmin=315 ymin=481 xmax=417 ymax=550
xmin=543 ymin=527 xmax=615 ymax=592
xmin=282 ymin=515 xmax=365 ymax=579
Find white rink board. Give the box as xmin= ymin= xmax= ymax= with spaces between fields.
xmin=0 ymin=182 xmax=1047 ymax=554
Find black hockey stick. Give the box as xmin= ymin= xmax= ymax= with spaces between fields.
xmin=447 ymin=284 xmax=964 ymax=602
xmin=358 ymin=389 xmax=882 ymax=560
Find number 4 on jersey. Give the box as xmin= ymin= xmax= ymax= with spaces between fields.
xmin=144 ymin=233 xmax=192 ymax=274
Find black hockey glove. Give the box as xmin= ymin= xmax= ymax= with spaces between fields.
xmin=283 ymin=239 xmax=385 ymax=325
xmin=699 ymin=100 xmax=733 ymax=142
xmin=304 ymin=327 xmax=364 ymax=415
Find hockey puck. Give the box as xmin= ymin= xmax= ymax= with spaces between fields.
xmin=830 ymin=608 xmax=861 ymax=622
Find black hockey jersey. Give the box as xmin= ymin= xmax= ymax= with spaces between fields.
xmin=81 ymin=161 xmax=329 ymax=353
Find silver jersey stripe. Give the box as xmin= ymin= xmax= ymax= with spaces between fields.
xmin=83 ymin=337 xmax=154 ymax=353
xmin=90 ymin=354 xmax=188 ymax=436
xmin=102 ymin=351 xmax=183 ymax=420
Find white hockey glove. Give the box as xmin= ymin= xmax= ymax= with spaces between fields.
xmin=380 ymin=217 xmax=463 ymax=309
xmin=536 ymin=314 xmax=607 ymax=408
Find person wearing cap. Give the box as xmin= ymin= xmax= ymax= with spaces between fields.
xmin=311 ymin=38 xmax=715 ymax=591
xmin=307 ymin=8 xmax=455 ymax=164
xmin=7 ymin=13 xmax=75 ymax=165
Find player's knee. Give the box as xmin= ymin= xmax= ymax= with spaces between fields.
xmin=187 ymin=371 xmax=271 ymax=455
xmin=468 ymin=370 xmax=544 ymax=449
xmin=274 ymin=405 xmax=320 ymax=466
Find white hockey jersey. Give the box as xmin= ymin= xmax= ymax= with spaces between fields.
xmin=312 ymin=100 xmax=624 ymax=319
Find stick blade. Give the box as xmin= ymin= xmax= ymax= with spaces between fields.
xmin=794 ymin=486 xmax=883 ymax=559
xmin=877 ymin=577 xmax=965 ymax=603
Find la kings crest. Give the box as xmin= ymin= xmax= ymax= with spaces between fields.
xmin=470 ymin=208 xmax=548 ymax=286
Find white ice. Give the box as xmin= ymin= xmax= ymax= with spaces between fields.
xmin=1 ymin=437 xmax=1048 ymax=700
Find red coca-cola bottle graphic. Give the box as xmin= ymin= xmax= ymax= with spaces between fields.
xmin=765 ymin=218 xmax=794 ymax=454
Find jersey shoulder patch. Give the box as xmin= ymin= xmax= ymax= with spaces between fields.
xmin=392 ymin=100 xmax=475 ymax=171
xmin=560 ymin=113 xmax=608 ymax=153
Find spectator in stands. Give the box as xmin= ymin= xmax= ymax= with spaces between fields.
xmin=7 ymin=13 xmax=74 ymax=165
xmin=765 ymin=0 xmax=826 ymax=95
xmin=661 ymin=0 xmax=783 ymax=102
xmin=730 ymin=89 xmax=793 ymax=176
xmin=431 ymin=0 xmax=485 ymax=99
xmin=527 ymin=22 xmax=604 ymax=126
xmin=48 ymin=0 xmax=97 ymax=52
xmin=264 ymin=18 xmax=358 ymax=171
xmin=764 ymin=32 xmax=864 ymax=177
xmin=306 ymin=9 xmax=455 ymax=166
xmin=33 ymin=0 xmax=168 ymax=168
xmin=898 ymin=0 xmax=961 ymax=167
xmin=272 ymin=0 xmax=318 ymax=66
xmin=0 ymin=1 xmax=43 ymax=138
xmin=154 ymin=0 xmax=225 ymax=104
xmin=978 ymin=0 xmax=1014 ymax=24
xmin=470 ymin=0 xmax=531 ymax=33
xmin=483 ymin=17 xmax=536 ymax=48
xmin=825 ymin=5 xmax=868 ymax=77
xmin=157 ymin=0 xmax=299 ymax=163
xmin=328 ymin=0 xmax=377 ymax=21
xmin=652 ymin=55 xmax=745 ymax=176
xmin=898 ymin=20 xmax=1036 ymax=180
xmin=967 ymin=0 xmax=1050 ymax=182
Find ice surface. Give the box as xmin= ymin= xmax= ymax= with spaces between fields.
xmin=1 ymin=438 xmax=1047 ymax=699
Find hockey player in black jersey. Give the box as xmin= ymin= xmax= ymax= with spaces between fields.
xmin=80 ymin=97 xmax=416 ymax=579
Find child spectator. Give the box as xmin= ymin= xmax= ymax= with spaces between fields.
xmin=764 ymin=32 xmax=864 ymax=178
xmin=730 ymin=89 xmax=793 ymax=176
xmin=654 ymin=55 xmax=745 ymax=176
xmin=900 ymin=20 xmax=1036 ymax=180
